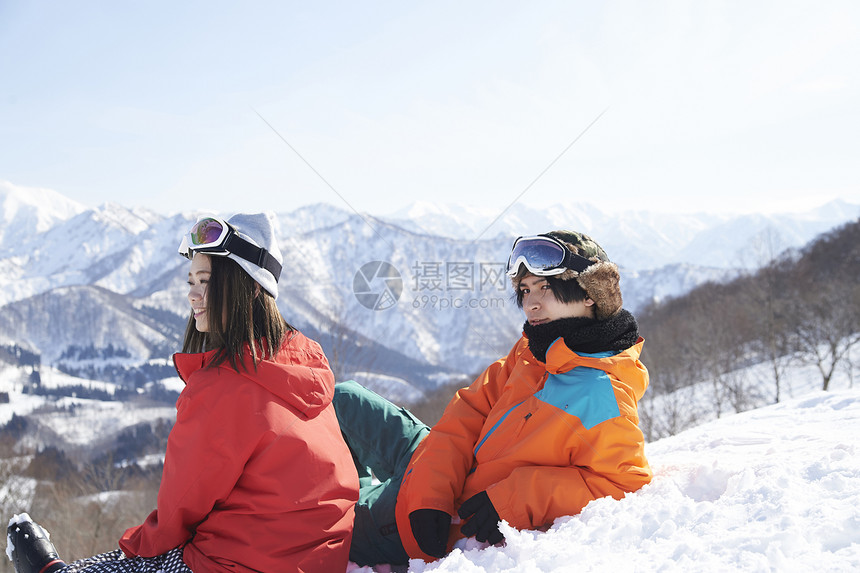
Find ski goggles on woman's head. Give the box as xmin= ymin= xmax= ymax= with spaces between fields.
xmin=178 ymin=217 xmax=282 ymax=280
xmin=179 ymin=217 xmax=235 ymax=259
xmin=505 ymin=235 xmax=597 ymax=277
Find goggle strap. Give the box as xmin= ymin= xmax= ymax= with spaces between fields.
xmin=222 ymin=235 xmax=283 ymax=282
xmin=535 ymin=234 xmax=599 ymax=273
xmin=565 ymin=251 xmax=598 ymax=273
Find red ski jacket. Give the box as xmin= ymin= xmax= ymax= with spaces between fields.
xmin=395 ymin=335 xmax=652 ymax=561
xmin=120 ymin=331 xmax=359 ymax=573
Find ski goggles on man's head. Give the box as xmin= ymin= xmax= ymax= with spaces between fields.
xmin=178 ymin=217 xmax=282 ymax=281
xmin=505 ymin=235 xmax=597 ymax=277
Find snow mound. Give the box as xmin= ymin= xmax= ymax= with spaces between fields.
xmin=349 ymin=389 xmax=860 ymax=572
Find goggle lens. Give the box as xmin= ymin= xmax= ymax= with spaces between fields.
xmin=190 ymin=218 xmax=226 ymax=247
xmin=507 ymin=237 xmax=567 ymax=276
xmin=511 ymin=240 xmax=565 ymax=269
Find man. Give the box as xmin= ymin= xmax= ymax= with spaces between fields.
xmin=335 ymin=230 xmax=652 ymax=566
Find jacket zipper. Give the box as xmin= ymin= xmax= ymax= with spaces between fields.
xmin=513 ymin=412 xmax=533 ymax=437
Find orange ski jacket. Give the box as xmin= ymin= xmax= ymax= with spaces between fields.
xmin=119 ymin=332 xmax=359 ymax=573
xmin=395 ymin=334 xmax=652 ymax=561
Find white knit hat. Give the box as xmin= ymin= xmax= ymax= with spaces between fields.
xmin=224 ymin=212 xmax=283 ymax=299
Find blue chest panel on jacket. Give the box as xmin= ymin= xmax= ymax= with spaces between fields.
xmin=535 ymin=356 xmax=621 ymax=430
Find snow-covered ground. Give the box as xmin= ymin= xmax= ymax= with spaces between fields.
xmin=3 ymin=345 xmax=858 ymax=571
xmin=0 ymin=366 xmax=120 ymax=426
xmin=348 ymin=387 xmax=860 ymax=572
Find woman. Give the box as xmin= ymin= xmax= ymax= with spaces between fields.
xmin=8 ymin=213 xmax=359 ymax=573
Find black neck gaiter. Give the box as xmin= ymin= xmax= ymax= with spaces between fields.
xmin=522 ymin=309 xmax=640 ymax=363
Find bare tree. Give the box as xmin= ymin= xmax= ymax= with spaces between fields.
xmin=790 ymin=279 xmax=860 ymax=391
xmin=745 ymin=229 xmax=794 ymax=403
xmin=847 ymin=344 xmax=857 ymax=388
xmin=25 ymin=454 xmax=158 ymax=562
xmin=638 ymin=364 xmax=705 ymax=441
xmin=787 ymin=220 xmax=860 ymax=391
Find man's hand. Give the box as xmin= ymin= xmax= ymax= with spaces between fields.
xmin=458 ymin=491 xmax=504 ymax=545
xmin=409 ymin=509 xmax=452 ymax=558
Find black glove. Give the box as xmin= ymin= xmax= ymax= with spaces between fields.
xmin=458 ymin=491 xmax=504 ymax=545
xmin=409 ymin=508 xmax=452 ymax=558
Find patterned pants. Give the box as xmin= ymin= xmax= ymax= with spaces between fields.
xmin=62 ymin=547 xmax=190 ymax=573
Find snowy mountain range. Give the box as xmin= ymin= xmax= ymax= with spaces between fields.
xmin=1 ymin=181 xmax=858 ymax=399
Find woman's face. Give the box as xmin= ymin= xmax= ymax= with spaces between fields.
xmin=517 ymin=274 xmax=595 ymax=325
xmin=187 ymin=253 xmax=211 ymax=333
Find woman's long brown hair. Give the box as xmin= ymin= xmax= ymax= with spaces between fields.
xmin=181 ymin=255 xmax=294 ymax=372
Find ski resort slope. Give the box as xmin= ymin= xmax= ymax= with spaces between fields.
xmin=349 ymin=388 xmax=860 ymax=572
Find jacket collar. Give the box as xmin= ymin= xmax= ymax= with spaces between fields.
xmin=540 ymin=336 xmax=648 ymax=399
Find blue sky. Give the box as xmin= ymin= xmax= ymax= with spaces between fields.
xmin=1 ymin=1 xmax=859 ymax=216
